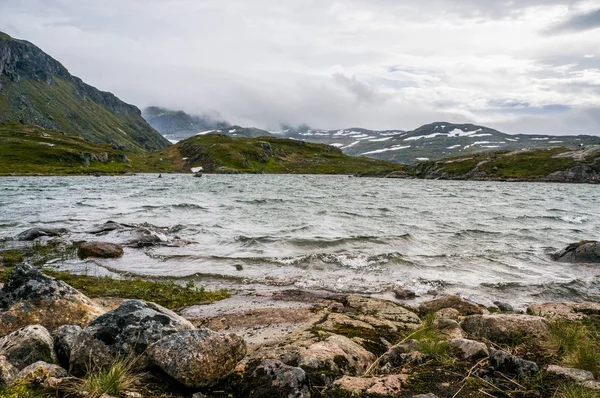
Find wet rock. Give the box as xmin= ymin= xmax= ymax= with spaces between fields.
xmin=450 ymin=338 xmax=488 ymax=360
xmin=553 ymin=241 xmax=600 ymax=263
xmin=88 ymin=221 xmax=126 ymax=234
xmin=0 ymin=325 xmax=56 ymax=370
xmin=148 ymin=328 xmax=247 ymax=388
xmin=52 ymin=325 xmax=82 ymax=368
xmin=70 ymin=299 xmax=194 ymax=376
xmin=432 ymin=318 xmax=464 ymax=339
xmin=17 ymin=227 xmax=68 ymax=241
xmin=0 ymin=264 xmax=104 ymax=335
xmin=126 ymin=228 xmax=170 ymax=247
xmin=242 ymin=359 xmax=310 ymax=398
xmin=393 ymin=287 xmax=417 ymax=300
xmin=380 ymin=339 xmax=423 ymax=368
xmin=546 ymin=365 xmax=594 ymax=382
xmin=0 ymin=355 xmax=18 ymax=386
xmin=419 ymin=296 xmax=483 ymax=316
xmin=527 ymin=302 xmax=600 ymax=321
xmin=493 ymin=301 xmax=514 ymax=312
xmin=434 ymin=308 xmax=461 ymax=321
xmin=77 ymin=241 xmax=124 ymax=259
xmin=13 ymin=361 xmax=67 ymax=386
xmin=461 ymin=314 xmax=549 ymax=345
xmin=326 ymin=374 xmax=408 ymax=396
xmin=489 ymin=350 xmax=539 ymax=377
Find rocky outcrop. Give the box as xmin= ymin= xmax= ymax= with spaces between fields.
xmin=148 ymin=328 xmax=247 ymax=388
xmin=419 ymin=295 xmax=483 ymax=316
xmin=528 ymin=302 xmax=600 ymax=320
xmin=69 ymin=300 xmax=194 ymax=375
xmin=553 ymin=241 xmax=600 ymax=263
xmin=77 ymin=241 xmax=124 ymax=259
xmin=0 ymin=325 xmax=56 ymax=370
xmin=0 ymin=264 xmax=104 ymax=335
xmin=461 ymin=314 xmax=549 ymax=345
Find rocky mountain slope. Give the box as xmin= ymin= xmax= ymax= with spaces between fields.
xmin=142 ymin=106 xmax=230 ymax=142
xmin=0 ymin=31 xmax=169 ymax=152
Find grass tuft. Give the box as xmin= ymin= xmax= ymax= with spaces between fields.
xmin=67 ymin=357 xmax=142 ymax=398
xmin=554 ymin=383 xmax=600 ymax=398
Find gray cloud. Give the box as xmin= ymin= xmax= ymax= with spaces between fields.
xmin=545 ymin=8 xmax=600 ymax=34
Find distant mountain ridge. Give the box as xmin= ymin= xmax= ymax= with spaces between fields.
xmin=0 ymin=31 xmax=169 ymax=152
xmin=142 ymin=106 xmax=230 ymax=142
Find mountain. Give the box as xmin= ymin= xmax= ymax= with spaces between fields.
xmin=0 ymin=31 xmax=169 ymax=152
xmin=142 ymin=106 xmax=230 ymax=142
xmin=278 ymin=122 xmax=600 ymax=164
xmin=174 ymin=134 xmax=402 ymax=174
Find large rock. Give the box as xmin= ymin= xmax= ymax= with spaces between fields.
xmin=148 ymin=328 xmax=247 ymax=388
xmin=432 ymin=318 xmax=464 ymax=339
xmin=0 ymin=355 xmax=18 ymax=386
xmin=489 ymin=350 xmax=538 ymax=377
xmin=326 ymin=374 xmax=407 ymax=397
xmin=0 ymin=264 xmax=104 ymax=335
xmin=527 ymin=302 xmax=600 ymax=321
xmin=77 ymin=241 xmax=124 ymax=259
xmin=419 ymin=296 xmax=483 ymax=316
xmin=16 ymin=227 xmax=68 ymax=241
xmin=241 ymin=359 xmax=311 ymax=398
xmin=12 ymin=361 xmax=68 ymax=386
xmin=461 ymin=314 xmax=549 ymax=345
xmin=450 ymin=338 xmax=488 ymax=360
xmin=52 ymin=325 xmax=82 ymax=369
xmin=69 ymin=299 xmax=194 ymax=375
xmin=546 ymin=365 xmax=594 ymax=382
xmin=0 ymin=325 xmax=56 ymax=370
xmin=379 ymin=339 xmax=423 ymax=368
xmin=553 ymin=241 xmax=600 ymax=263
xmin=343 ymin=295 xmax=421 ymax=328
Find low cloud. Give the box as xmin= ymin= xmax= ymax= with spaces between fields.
xmin=545 ymin=8 xmax=600 ymax=34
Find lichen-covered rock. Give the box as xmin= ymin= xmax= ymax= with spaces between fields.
xmin=0 ymin=355 xmax=18 ymax=386
xmin=0 ymin=264 xmax=104 ymax=335
xmin=434 ymin=308 xmax=461 ymax=321
xmin=148 ymin=328 xmax=247 ymax=388
xmin=450 ymin=338 xmax=488 ymax=360
xmin=343 ymin=295 xmax=421 ymax=329
xmin=546 ymin=365 xmax=594 ymax=382
xmin=77 ymin=241 xmax=124 ymax=259
xmin=52 ymin=325 xmax=81 ymax=368
xmin=16 ymin=227 xmax=68 ymax=241
xmin=379 ymin=339 xmax=423 ymax=368
xmin=12 ymin=361 xmax=68 ymax=386
xmin=326 ymin=374 xmax=408 ymax=397
xmin=527 ymin=302 xmax=600 ymax=321
xmin=70 ymin=300 xmax=194 ymax=376
xmin=553 ymin=241 xmax=600 ymax=263
xmin=419 ymin=296 xmax=483 ymax=316
xmin=242 ymin=359 xmax=310 ymax=398
xmin=461 ymin=314 xmax=549 ymax=345
xmin=0 ymin=325 xmax=56 ymax=370
xmin=432 ymin=318 xmax=464 ymax=339
xmin=489 ymin=350 xmax=538 ymax=377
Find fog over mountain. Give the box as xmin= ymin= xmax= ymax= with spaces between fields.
xmin=1 ymin=0 xmax=599 ymax=135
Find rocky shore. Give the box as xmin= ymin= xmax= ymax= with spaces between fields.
xmin=1 ymin=230 xmax=600 ymax=397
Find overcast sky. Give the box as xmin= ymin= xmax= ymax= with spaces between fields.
xmin=1 ymin=0 xmax=600 ymax=135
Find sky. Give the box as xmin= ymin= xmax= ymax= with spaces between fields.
xmin=1 ymin=0 xmax=600 ymax=135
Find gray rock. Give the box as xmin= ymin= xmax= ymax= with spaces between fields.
xmin=13 ymin=361 xmax=67 ymax=385
xmin=450 ymin=338 xmax=488 ymax=360
xmin=582 ymin=380 xmax=600 ymax=390
xmin=489 ymin=350 xmax=539 ymax=377
xmin=0 ymin=264 xmax=104 ymax=335
xmin=413 ymin=394 xmax=440 ymax=398
xmin=52 ymin=325 xmax=82 ymax=368
xmin=17 ymin=227 xmax=68 ymax=241
xmin=0 ymin=355 xmax=18 ymax=386
xmin=77 ymin=241 xmax=124 ymax=259
xmin=419 ymin=295 xmax=483 ymax=316
xmin=243 ymin=359 xmax=310 ymax=398
xmin=380 ymin=339 xmax=423 ymax=368
xmin=69 ymin=299 xmax=194 ymax=376
xmin=461 ymin=314 xmax=549 ymax=345
xmin=393 ymin=287 xmax=417 ymax=300
xmin=0 ymin=325 xmax=57 ymax=370
xmin=493 ymin=301 xmax=514 ymax=312
xmin=432 ymin=318 xmax=464 ymax=339
xmin=148 ymin=328 xmax=247 ymax=388
xmin=553 ymin=241 xmax=600 ymax=263
xmin=328 ymin=374 xmax=407 ymax=396
xmin=546 ymin=364 xmax=594 ymax=382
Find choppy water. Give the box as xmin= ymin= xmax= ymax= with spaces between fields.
xmin=1 ymin=174 xmax=599 ymax=308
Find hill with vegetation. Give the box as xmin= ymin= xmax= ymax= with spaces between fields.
xmin=0 ymin=31 xmax=169 ymax=152
xmin=142 ymin=106 xmax=230 ymax=142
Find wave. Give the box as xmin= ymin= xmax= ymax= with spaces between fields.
xmin=234 ymin=234 xmax=412 ymax=248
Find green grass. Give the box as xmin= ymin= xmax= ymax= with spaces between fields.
xmin=549 ymin=320 xmax=600 ymax=378
xmin=554 ymin=383 xmax=600 ymax=398
xmin=72 ymin=358 xmax=142 ymax=398
xmin=44 ymin=270 xmax=229 ymax=309
xmin=0 ymin=384 xmax=51 ymax=398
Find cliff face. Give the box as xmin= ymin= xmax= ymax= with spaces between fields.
xmin=0 ymin=31 xmax=170 ymax=152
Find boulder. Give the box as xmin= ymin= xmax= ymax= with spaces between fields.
xmin=493 ymin=301 xmax=514 ymax=312
xmin=379 ymin=339 xmax=423 ymax=368
xmin=326 ymin=374 xmax=408 ymax=396
xmin=432 ymin=318 xmax=464 ymax=339
xmin=343 ymin=295 xmax=422 ymax=328
xmin=450 ymin=338 xmax=488 ymax=360
xmin=489 ymin=350 xmax=539 ymax=377
xmin=419 ymin=296 xmax=483 ymax=316
xmin=546 ymin=365 xmax=594 ymax=382
xmin=0 ymin=355 xmax=18 ymax=386
xmin=52 ymin=325 xmax=82 ymax=368
xmin=434 ymin=308 xmax=461 ymax=321
xmin=553 ymin=241 xmax=600 ymax=263
xmin=147 ymin=328 xmax=247 ymax=388
xmin=17 ymin=227 xmax=68 ymax=241
xmin=0 ymin=325 xmax=56 ymax=370
xmin=0 ymin=264 xmax=104 ymax=335
xmin=69 ymin=299 xmax=194 ymax=375
xmin=527 ymin=302 xmax=600 ymax=321
xmin=393 ymin=287 xmax=416 ymax=300
xmin=12 ymin=361 xmax=68 ymax=386
xmin=77 ymin=241 xmax=124 ymax=259
xmin=461 ymin=314 xmax=549 ymax=345
xmin=242 ymin=359 xmax=310 ymax=398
